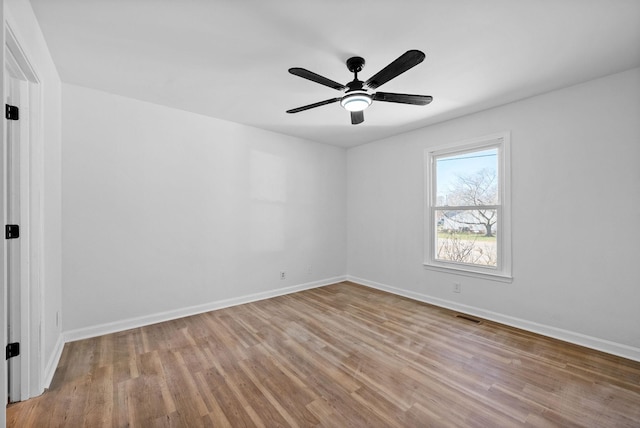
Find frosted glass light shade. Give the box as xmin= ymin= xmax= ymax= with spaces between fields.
xmin=340 ymin=92 xmax=372 ymax=112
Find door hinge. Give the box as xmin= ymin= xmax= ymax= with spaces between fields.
xmin=5 ymin=224 xmax=20 ymax=239
xmin=5 ymin=104 xmax=19 ymax=120
xmin=6 ymin=342 xmax=20 ymax=360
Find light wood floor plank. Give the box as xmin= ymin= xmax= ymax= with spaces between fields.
xmin=7 ymin=282 xmax=640 ymax=427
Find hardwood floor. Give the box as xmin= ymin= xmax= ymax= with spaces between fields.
xmin=7 ymin=282 xmax=640 ymax=427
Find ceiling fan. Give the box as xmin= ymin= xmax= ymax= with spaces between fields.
xmin=286 ymin=50 xmax=433 ymax=125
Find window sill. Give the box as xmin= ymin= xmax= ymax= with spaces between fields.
xmin=423 ymin=263 xmax=513 ymax=283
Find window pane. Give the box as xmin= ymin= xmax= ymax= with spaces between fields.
xmin=436 ymin=148 xmax=498 ymax=207
xmin=435 ymin=209 xmax=498 ymax=267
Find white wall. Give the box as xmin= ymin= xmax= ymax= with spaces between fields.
xmin=62 ymin=84 xmax=347 ymax=334
xmin=3 ymin=0 xmax=63 ymax=400
xmin=347 ymin=68 xmax=640 ymax=360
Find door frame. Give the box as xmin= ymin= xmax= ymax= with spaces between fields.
xmin=3 ymin=21 xmax=44 ymax=404
xmin=5 ymin=45 xmax=27 ymax=404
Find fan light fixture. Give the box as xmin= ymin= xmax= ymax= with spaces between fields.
xmin=340 ymin=91 xmax=372 ymax=112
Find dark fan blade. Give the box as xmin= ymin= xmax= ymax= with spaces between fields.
xmin=365 ymin=50 xmax=425 ymax=89
xmin=373 ymin=92 xmax=433 ymax=105
xmin=351 ymin=110 xmax=364 ymax=125
xmin=289 ymin=68 xmax=347 ymax=91
xmin=286 ymin=98 xmax=341 ymax=114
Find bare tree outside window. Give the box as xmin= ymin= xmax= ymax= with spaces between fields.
xmin=446 ymin=168 xmax=497 ymax=237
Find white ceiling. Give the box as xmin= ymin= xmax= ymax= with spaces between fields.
xmin=29 ymin=0 xmax=640 ymax=148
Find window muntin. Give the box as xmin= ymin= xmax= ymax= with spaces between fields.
xmin=425 ymin=133 xmax=511 ymax=280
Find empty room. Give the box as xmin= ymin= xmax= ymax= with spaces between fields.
xmin=2 ymin=0 xmax=640 ymax=426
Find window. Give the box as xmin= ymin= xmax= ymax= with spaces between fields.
xmin=424 ymin=132 xmax=511 ymax=280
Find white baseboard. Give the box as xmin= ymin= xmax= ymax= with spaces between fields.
xmin=347 ymin=275 xmax=640 ymax=363
xmin=63 ymin=276 xmax=347 ymax=344
xmin=43 ymin=333 xmax=65 ymax=390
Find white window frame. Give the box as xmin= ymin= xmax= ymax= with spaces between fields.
xmin=424 ymin=132 xmax=512 ymax=281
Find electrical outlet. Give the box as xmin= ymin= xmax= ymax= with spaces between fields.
xmin=453 ymin=282 xmax=461 ymax=293
xmin=280 ymin=271 xmax=286 ymax=280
